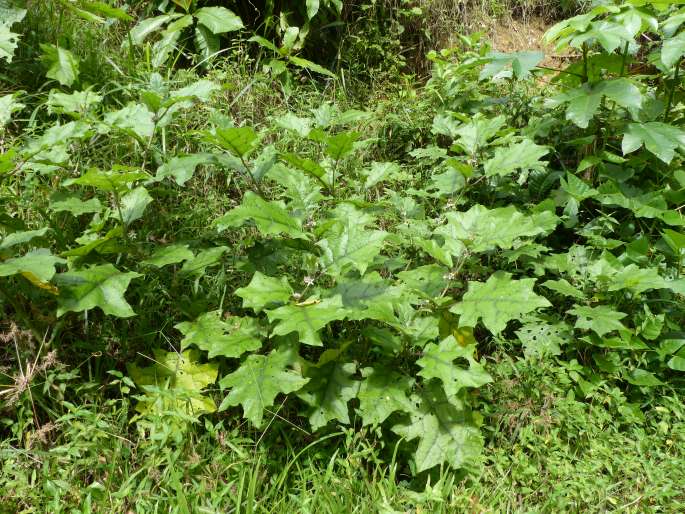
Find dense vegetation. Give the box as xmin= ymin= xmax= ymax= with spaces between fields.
xmin=2 ymin=0 xmax=685 ymax=512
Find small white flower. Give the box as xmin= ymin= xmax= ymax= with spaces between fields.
xmin=304 ymin=276 xmax=315 ymax=286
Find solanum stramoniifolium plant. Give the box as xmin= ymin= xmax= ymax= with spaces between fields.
xmin=2 ymin=0 xmax=685 ymax=477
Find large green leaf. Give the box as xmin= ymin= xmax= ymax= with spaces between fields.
xmin=219 ymin=345 xmax=308 ymax=426
xmin=235 ymin=271 xmax=293 ymax=312
xmin=298 ymin=349 xmax=360 ymax=430
xmin=206 ymin=126 xmax=258 ymax=158
xmin=392 ymin=383 xmax=483 ymax=473
xmin=176 ymin=311 xmax=262 ymax=359
xmin=317 ymin=208 xmax=387 ymax=277
xmin=0 ymin=228 xmax=49 ymax=251
xmin=452 ymin=115 xmax=505 ymax=155
xmin=0 ymin=249 xmax=65 ymax=282
xmin=214 ymin=191 xmax=307 ymax=239
xmin=569 ymin=305 xmax=627 ymax=337
xmin=0 ymin=23 xmax=21 ymax=64
xmin=63 ymin=167 xmax=150 ymax=192
xmin=417 ymin=336 xmax=492 ymax=396
xmin=156 ymin=154 xmax=215 ymax=185
xmin=266 ymin=297 xmax=347 ymax=346
xmin=55 ymin=264 xmax=141 ymax=317
xmin=451 ymin=272 xmax=551 ymax=334
xmin=104 ymin=103 xmax=155 ymax=140
xmin=661 ymin=31 xmax=685 ymax=68
xmin=129 ymin=14 xmax=182 ymax=45
xmin=194 ymin=7 xmax=243 ymax=34
xmin=40 ymin=44 xmax=80 ymax=87
xmin=484 ymin=139 xmax=548 ymax=177
xmin=49 ymin=193 xmax=102 ymax=216
xmin=357 ymin=367 xmax=414 ymax=426
xmin=435 ymin=204 xmax=557 ymax=253
xmin=622 ymin=122 xmax=685 ymax=163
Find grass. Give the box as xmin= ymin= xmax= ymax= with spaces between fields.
xmin=2 ymin=352 xmax=684 ymax=513
xmin=3 ymin=2 xmax=685 ymax=513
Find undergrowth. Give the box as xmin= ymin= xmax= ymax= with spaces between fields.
xmin=2 ymin=0 xmax=685 ymax=512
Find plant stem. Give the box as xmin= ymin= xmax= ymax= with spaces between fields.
xmin=665 ymin=58 xmax=682 ymax=123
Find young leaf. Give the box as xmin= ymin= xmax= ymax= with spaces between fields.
xmin=104 ymin=103 xmax=155 ymax=140
xmin=392 ymin=382 xmax=483 ymax=473
xmin=417 ymin=336 xmax=492 ymax=396
xmin=451 ymin=272 xmax=551 ymax=334
xmin=176 ymin=311 xmax=262 ymax=359
xmin=219 ymin=345 xmax=308 ymax=426
xmin=325 ymin=132 xmax=359 ymax=160
xmin=235 ymin=271 xmax=293 ymax=312
xmin=55 ymin=264 xmax=141 ymax=317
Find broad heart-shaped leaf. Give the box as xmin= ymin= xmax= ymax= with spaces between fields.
xmin=120 ymin=186 xmax=152 ymax=225
xmin=55 ymin=264 xmax=141 ymax=318
xmin=392 ymin=382 xmax=483 ymax=473
xmin=317 ymin=212 xmax=387 ymax=277
xmin=142 ymin=243 xmax=194 ymax=268
xmin=219 ymin=345 xmax=308 ymax=427
xmin=546 ymin=79 xmax=642 ymax=129
xmin=608 ymin=264 xmax=668 ymax=294
xmin=128 ymin=348 xmax=218 ymax=416
xmin=435 ymin=204 xmax=558 ymax=254
xmin=622 ymin=122 xmax=685 ymax=164
xmin=357 ymin=367 xmax=414 ymax=426
xmin=298 ymin=349 xmax=360 ymax=430
xmin=194 ymin=7 xmax=243 ymax=34
xmin=40 ymin=44 xmax=79 ymax=87
xmin=104 ymin=103 xmax=155 ymax=140
xmin=417 ymin=337 xmax=492 ymax=397
xmin=569 ymin=304 xmax=627 ymax=337
xmin=176 ymin=311 xmax=262 ymax=359
xmin=207 ymin=126 xmax=258 ymax=158
xmin=214 ymin=191 xmax=307 ymax=239
xmin=325 ymin=132 xmax=360 ymax=161
xmin=266 ymin=296 xmax=347 ymax=346
xmin=452 ymin=115 xmax=505 ymax=156
xmin=156 ymin=153 xmax=215 ymax=185
xmin=235 ymin=271 xmax=293 ymax=312
xmin=0 ymin=249 xmax=65 ymax=282
xmin=484 ymin=139 xmax=548 ymax=177
xmin=451 ymin=272 xmax=551 ymax=334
